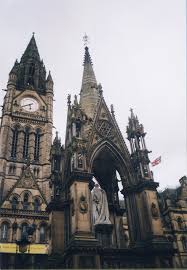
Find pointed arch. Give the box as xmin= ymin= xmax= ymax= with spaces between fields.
xmin=88 ymin=139 xmax=134 ymax=186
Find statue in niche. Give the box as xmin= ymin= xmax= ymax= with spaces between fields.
xmin=91 ymin=183 xmax=111 ymax=225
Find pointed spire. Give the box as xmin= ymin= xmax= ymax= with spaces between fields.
xmin=53 ymin=131 xmax=61 ymax=150
xmin=47 ymin=71 xmax=53 ymax=82
xmin=81 ymin=46 xmax=97 ymax=89
xmin=46 ymin=71 xmax=53 ymax=92
xmin=127 ymin=109 xmax=145 ymax=139
xmin=67 ymin=94 xmax=71 ymax=107
xmin=15 ymin=34 xmax=47 ymax=91
xmin=74 ymin=95 xmax=78 ymax=106
xmin=130 ymin=108 xmax=136 ymax=119
xmin=21 ymin=33 xmax=40 ymax=61
xmin=8 ymin=59 xmax=19 ymax=87
xmin=9 ymin=59 xmax=18 ymax=75
xmin=80 ymin=36 xmax=100 ymax=118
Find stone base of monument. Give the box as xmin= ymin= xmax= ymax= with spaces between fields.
xmin=95 ymin=223 xmax=113 ymax=248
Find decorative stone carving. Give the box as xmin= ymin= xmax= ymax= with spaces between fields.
xmin=79 ymin=194 xmax=88 ymax=214
xmin=23 ymin=178 xmax=33 ymax=188
xmin=96 ymin=120 xmax=114 ymax=138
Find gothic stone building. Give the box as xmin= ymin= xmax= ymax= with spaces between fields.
xmin=0 ymin=35 xmax=186 ymax=269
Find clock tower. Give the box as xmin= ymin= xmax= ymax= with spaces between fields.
xmin=0 ymin=34 xmax=53 ymax=268
xmin=0 ymin=34 xmax=53 ymax=202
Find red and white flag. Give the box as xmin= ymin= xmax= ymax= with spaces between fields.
xmin=151 ymin=156 xmax=161 ymax=167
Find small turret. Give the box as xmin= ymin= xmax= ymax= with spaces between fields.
xmin=7 ymin=60 xmax=19 ymax=87
xmin=46 ymin=71 xmax=54 ymax=92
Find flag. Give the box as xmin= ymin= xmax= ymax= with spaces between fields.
xmin=151 ymin=156 xmax=161 ymax=167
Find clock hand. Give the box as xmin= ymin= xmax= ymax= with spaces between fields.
xmin=21 ymin=103 xmax=33 ymax=108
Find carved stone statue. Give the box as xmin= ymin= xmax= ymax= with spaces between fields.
xmin=91 ymin=184 xmax=111 ymax=225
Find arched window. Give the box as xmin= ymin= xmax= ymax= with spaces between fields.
xmin=12 ymin=197 xmax=18 ymax=210
xmin=1 ymin=222 xmax=9 ymax=241
xmin=181 ymin=236 xmax=187 ymax=251
xmin=11 ymin=127 xmax=19 ymax=158
xmin=34 ymin=198 xmax=40 ymax=211
xmin=23 ymin=193 xmax=29 ymax=210
xmin=21 ymin=223 xmax=28 ymax=240
xmin=34 ymin=129 xmax=41 ymax=161
xmin=39 ymin=225 xmax=46 ymax=243
xmin=23 ymin=127 xmax=30 ymax=159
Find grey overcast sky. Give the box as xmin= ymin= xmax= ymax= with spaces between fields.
xmin=0 ymin=0 xmax=186 ymax=190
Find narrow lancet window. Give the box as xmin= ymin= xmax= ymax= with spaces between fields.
xmin=11 ymin=127 xmax=19 ymax=158
xmin=23 ymin=128 xmax=30 ymax=159
xmin=34 ymin=129 xmax=40 ymax=161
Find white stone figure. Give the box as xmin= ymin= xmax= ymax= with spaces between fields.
xmin=91 ymin=183 xmax=111 ymax=225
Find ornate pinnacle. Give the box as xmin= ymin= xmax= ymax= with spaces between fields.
xmin=74 ymin=95 xmax=78 ymax=105
xmin=67 ymin=94 xmax=71 ymax=106
xmin=111 ymin=104 xmax=115 ymax=116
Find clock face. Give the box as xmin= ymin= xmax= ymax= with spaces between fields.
xmin=20 ymin=97 xmax=39 ymax=112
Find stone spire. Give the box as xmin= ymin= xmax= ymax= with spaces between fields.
xmin=46 ymin=71 xmax=54 ymax=91
xmin=81 ymin=46 xmax=97 ymax=89
xmin=21 ymin=33 xmax=40 ymax=62
xmin=7 ymin=60 xmax=19 ymax=87
xmin=10 ymin=34 xmax=47 ymax=92
xmin=9 ymin=59 xmax=19 ymax=75
xmin=79 ymin=46 xmax=99 ymax=119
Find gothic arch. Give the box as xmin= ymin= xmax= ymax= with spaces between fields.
xmin=88 ymin=140 xmax=134 ymax=187
xmin=23 ymin=125 xmax=33 ymax=132
xmin=0 ymin=219 xmax=11 ymax=227
xmin=10 ymin=193 xmax=20 ymax=201
xmin=11 ymin=123 xmax=21 ymax=130
xmin=20 ymin=190 xmax=32 ymax=203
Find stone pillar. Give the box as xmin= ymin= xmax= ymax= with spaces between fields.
xmin=64 ymin=171 xmax=100 ymax=269
xmin=47 ymin=201 xmax=65 ymax=255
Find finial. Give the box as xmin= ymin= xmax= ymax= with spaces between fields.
xmin=111 ymin=104 xmax=115 ymax=116
xmin=32 ymin=32 xmax=35 ymax=36
xmin=83 ymin=33 xmax=89 ymax=47
xmin=130 ymin=108 xmax=136 ymax=119
xmin=67 ymin=94 xmax=71 ymax=106
xmin=55 ymin=131 xmax=58 ymax=138
xmin=74 ymin=94 xmax=78 ymax=105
